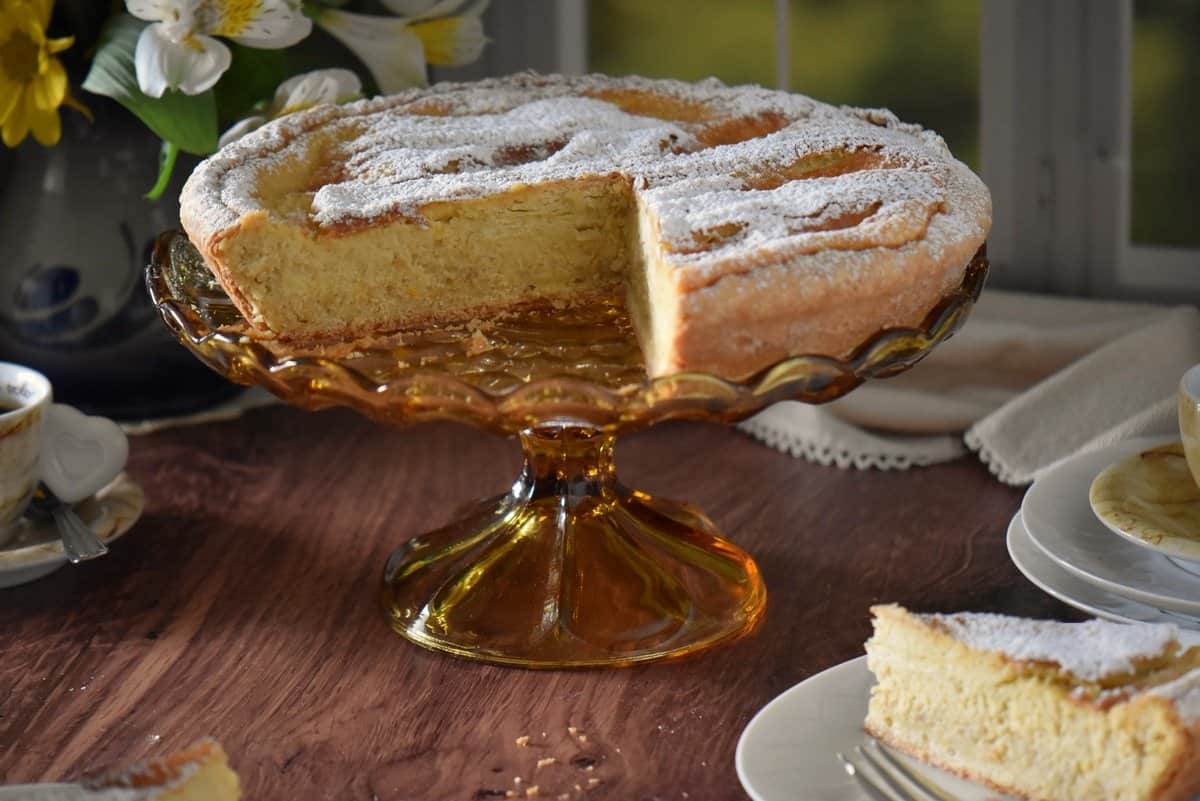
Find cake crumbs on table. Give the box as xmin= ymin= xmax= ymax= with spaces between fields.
xmin=466 ymin=328 xmax=491 ymax=355
xmin=567 ymin=726 xmax=579 ymax=736
xmin=515 ymin=735 xmax=531 ymax=747
xmin=535 ymin=757 xmax=556 ymax=769
xmin=525 ymin=786 xmax=539 ymax=797
xmin=586 ymin=778 xmax=601 ymax=788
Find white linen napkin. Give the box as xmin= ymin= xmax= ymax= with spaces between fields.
xmin=739 ymin=290 xmax=1200 ymax=485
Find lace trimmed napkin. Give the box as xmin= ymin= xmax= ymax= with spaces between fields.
xmin=739 ymin=290 xmax=1200 ymax=485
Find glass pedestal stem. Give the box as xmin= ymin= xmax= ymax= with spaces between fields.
xmin=381 ymin=424 xmax=767 ymax=668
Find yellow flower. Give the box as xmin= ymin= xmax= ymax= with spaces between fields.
xmin=0 ymin=0 xmax=85 ymax=147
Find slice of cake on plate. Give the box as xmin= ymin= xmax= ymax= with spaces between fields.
xmin=22 ymin=739 xmax=242 ymax=800
xmin=865 ymin=604 xmax=1200 ymax=801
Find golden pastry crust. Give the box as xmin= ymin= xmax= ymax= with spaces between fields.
xmin=180 ymin=72 xmax=991 ymax=379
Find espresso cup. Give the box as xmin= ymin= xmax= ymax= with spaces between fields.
xmin=0 ymin=362 xmax=128 ymax=547
xmin=1178 ymin=365 xmax=1200 ymax=487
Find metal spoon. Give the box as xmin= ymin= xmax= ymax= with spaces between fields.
xmin=28 ymin=484 xmax=108 ymax=563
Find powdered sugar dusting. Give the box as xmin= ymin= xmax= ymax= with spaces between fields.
xmin=921 ymin=610 xmax=1179 ymax=682
xmin=310 ymin=95 xmax=686 ymax=223
xmin=1150 ymin=671 xmax=1200 ymax=722
xmin=180 ymin=72 xmax=990 ymax=287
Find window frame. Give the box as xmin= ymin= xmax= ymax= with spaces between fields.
xmin=980 ymin=0 xmax=1199 ymax=299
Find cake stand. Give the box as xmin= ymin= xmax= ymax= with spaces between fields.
xmin=148 ymin=232 xmax=987 ymax=668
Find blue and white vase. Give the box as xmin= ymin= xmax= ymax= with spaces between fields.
xmin=0 ymin=97 xmax=238 ymax=420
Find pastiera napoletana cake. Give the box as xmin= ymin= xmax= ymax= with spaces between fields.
xmin=180 ymin=73 xmax=991 ymax=379
xmin=865 ymin=604 xmax=1200 ymax=801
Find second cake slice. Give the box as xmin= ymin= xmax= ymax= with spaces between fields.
xmin=865 ymin=604 xmax=1200 ymax=801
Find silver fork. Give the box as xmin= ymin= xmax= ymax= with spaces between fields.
xmin=836 ymin=739 xmax=959 ymax=801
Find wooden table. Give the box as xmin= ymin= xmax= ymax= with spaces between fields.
xmin=0 ymin=407 xmax=1071 ymax=799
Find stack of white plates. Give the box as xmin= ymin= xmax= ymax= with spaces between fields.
xmin=737 ymin=436 xmax=1200 ymax=801
xmin=1008 ymin=436 xmax=1200 ymax=628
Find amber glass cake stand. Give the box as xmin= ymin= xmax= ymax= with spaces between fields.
xmin=148 ymin=232 xmax=986 ymax=668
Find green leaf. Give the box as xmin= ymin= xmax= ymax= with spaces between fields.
xmin=145 ymin=140 xmax=180 ymax=201
xmin=81 ymin=14 xmax=219 ymax=155
xmin=214 ymin=44 xmax=290 ymax=126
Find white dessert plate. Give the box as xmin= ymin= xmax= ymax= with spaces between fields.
xmin=1020 ymin=437 xmax=1200 ymax=616
xmin=0 ymin=473 xmax=145 ymax=589
xmin=735 ymin=656 xmax=1015 ymax=801
xmin=1007 ymin=510 xmax=1200 ymax=629
xmin=1088 ymin=441 xmax=1200 ymax=571
xmin=0 ymin=786 xmax=80 ymax=800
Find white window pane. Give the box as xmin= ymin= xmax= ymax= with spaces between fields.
xmin=1131 ymin=1 xmax=1200 ymax=247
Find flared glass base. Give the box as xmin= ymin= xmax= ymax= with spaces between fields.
xmin=381 ymin=426 xmax=766 ymax=667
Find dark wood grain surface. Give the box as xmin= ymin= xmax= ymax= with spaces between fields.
xmin=0 ymin=407 xmax=1072 ymax=800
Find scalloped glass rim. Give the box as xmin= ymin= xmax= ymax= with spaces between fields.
xmin=147 ymin=231 xmax=988 ymax=435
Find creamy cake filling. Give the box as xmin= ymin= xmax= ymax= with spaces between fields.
xmin=228 ymin=179 xmax=634 ymax=333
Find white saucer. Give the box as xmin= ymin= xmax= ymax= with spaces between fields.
xmin=0 ymin=473 xmax=145 ymax=589
xmin=735 ymin=657 xmax=1014 ymax=801
xmin=1007 ymin=510 xmax=1200 ymax=629
xmin=1020 ymin=437 xmax=1200 ymax=617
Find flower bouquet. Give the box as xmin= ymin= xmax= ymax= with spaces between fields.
xmin=1 ymin=0 xmax=489 ymax=196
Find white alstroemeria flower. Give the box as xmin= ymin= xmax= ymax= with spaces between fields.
xmin=316 ymin=0 xmax=488 ymax=94
xmin=219 ymin=68 xmax=362 ymax=147
xmin=126 ymin=0 xmax=313 ymax=98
